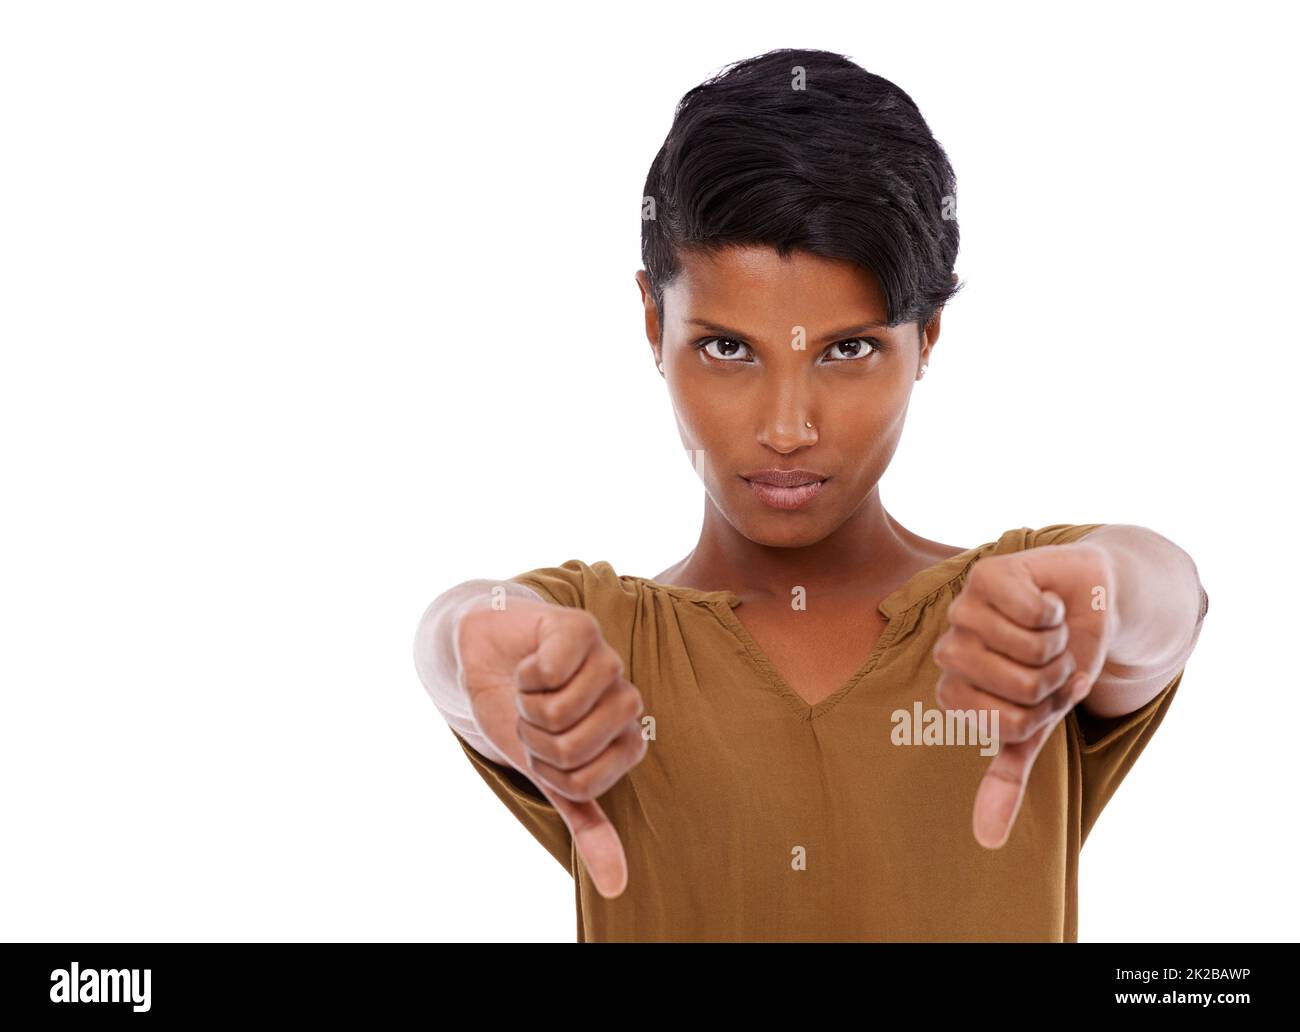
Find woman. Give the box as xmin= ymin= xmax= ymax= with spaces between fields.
xmin=413 ymin=48 xmax=1207 ymax=942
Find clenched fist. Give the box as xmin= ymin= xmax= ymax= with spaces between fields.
xmin=931 ymin=542 xmax=1116 ymax=849
xmin=455 ymin=596 xmax=648 ymax=897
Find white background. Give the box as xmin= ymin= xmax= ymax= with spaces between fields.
xmin=2 ymin=0 xmax=1296 ymax=942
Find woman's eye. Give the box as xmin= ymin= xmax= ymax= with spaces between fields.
xmin=696 ymin=337 xmax=752 ymax=361
xmin=822 ymin=338 xmax=883 ymax=362
xmin=694 ymin=336 xmax=883 ymax=363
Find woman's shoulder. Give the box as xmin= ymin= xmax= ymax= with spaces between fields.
xmin=507 ymin=559 xmax=665 ymax=658
xmin=880 ymin=523 xmax=1111 ymax=616
xmin=920 ymin=523 xmax=1109 ymax=564
xmin=509 ymin=558 xmax=739 ymax=614
xmin=993 ymin=522 xmax=1110 ymax=553
xmin=507 ymin=558 xmax=623 ymax=609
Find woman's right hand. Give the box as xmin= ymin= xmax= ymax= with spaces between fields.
xmin=454 ymin=596 xmax=647 ymax=898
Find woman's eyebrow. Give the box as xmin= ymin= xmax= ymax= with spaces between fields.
xmin=685 ymin=317 xmax=891 ymax=342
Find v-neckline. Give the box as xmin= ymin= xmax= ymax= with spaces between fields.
xmin=631 ymin=539 xmax=998 ymax=721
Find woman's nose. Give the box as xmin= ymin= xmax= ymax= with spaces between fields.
xmin=756 ymin=388 xmax=819 ymax=451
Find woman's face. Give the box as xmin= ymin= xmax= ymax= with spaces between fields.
xmin=638 ymin=245 xmax=939 ymax=548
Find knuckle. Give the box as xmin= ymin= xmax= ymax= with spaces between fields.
xmin=620 ymin=686 xmax=642 ymax=721
xmin=536 ymin=693 xmax=563 ymax=727
xmin=568 ymin=766 xmax=595 ymax=801
xmin=1013 ymin=668 xmax=1042 ymax=701
xmin=1005 ymin=708 xmax=1033 ymax=739
xmin=628 ymin=683 xmax=646 ymax=715
xmin=550 ymin=736 xmax=576 ymax=769
xmin=1059 ymin=650 xmax=1078 ymax=680
xmin=598 ymin=648 xmax=624 ymax=683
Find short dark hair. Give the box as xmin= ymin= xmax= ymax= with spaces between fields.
xmin=640 ymin=48 xmax=963 ymax=339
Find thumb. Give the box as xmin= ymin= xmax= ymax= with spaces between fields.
xmin=545 ymin=790 xmax=629 ymax=898
xmin=971 ymin=672 xmax=1087 ymax=849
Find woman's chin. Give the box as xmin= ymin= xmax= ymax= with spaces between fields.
xmin=724 ymin=503 xmax=834 ymax=548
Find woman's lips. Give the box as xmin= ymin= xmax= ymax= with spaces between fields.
xmin=742 ymin=476 xmax=828 ymax=510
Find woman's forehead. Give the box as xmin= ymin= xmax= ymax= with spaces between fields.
xmin=667 ymin=246 xmax=890 ymax=332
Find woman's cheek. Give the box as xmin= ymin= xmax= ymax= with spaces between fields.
xmin=670 ymin=383 xmax=727 ymax=447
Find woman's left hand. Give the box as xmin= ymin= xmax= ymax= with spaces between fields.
xmin=931 ymin=542 xmax=1116 ymax=848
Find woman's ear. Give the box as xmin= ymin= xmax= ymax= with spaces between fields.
xmin=916 ymin=273 xmax=958 ymax=376
xmin=923 ymin=307 xmax=944 ymax=353
xmin=635 ymin=270 xmax=663 ymax=371
xmin=635 ymin=270 xmax=658 ymax=337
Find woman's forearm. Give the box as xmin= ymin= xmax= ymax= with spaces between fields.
xmin=1078 ymin=524 xmax=1206 ymax=672
xmin=412 ymin=578 xmax=542 ymax=761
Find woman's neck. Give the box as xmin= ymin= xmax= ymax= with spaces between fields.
xmin=654 ymin=490 xmax=964 ymax=602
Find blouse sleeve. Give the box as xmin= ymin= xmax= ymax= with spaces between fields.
xmin=1067 ymin=668 xmax=1182 ymax=844
xmin=508 ymin=560 xmax=589 ymax=609
xmin=509 ymin=559 xmax=639 ymax=657
xmin=448 ymin=724 xmax=574 ymax=876
xmin=1024 ymin=522 xmax=1108 ymax=549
